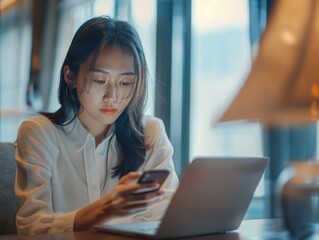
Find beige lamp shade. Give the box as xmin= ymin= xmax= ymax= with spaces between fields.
xmin=219 ymin=0 xmax=319 ymax=126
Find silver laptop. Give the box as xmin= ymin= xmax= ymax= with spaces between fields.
xmin=94 ymin=156 xmax=269 ymax=239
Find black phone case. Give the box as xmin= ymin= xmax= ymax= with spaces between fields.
xmin=133 ymin=170 xmax=170 ymax=195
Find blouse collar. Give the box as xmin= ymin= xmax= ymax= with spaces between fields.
xmin=63 ymin=117 xmax=115 ymax=151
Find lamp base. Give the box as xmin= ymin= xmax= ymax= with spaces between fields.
xmin=277 ymin=161 xmax=319 ymax=238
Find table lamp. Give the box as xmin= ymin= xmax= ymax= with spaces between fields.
xmin=219 ymin=0 xmax=319 ymax=238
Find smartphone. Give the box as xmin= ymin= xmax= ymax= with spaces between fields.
xmin=132 ymin=169 xmax=170 ymax=195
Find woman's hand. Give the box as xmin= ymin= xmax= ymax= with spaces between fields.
xmin=108 ymin=172 xmax=164 ymax=215
xmin=74 ymin=172 xmax=164 ymax=231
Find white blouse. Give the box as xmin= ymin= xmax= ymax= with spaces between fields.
xmin=15 ymin=115 xmax=179 ymax=235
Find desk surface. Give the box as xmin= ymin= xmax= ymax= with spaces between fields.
xmin=0 ymin=218 xmax=290 ymax=240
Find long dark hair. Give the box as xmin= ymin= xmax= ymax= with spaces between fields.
xmin=43 ymin=16 xmax=149 ymax=178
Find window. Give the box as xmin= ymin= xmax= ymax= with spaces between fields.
xmin=0 ymin=1 xmax=32 ymax=142
xmin=130 ymin=0 xmax=157 ymax=115
xmin=190 ymin=0 xmax=265 ymax=218
xmin=190 ymin=0 xmax=260 ymax=157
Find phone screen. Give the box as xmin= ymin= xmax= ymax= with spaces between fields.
xmin=132 ymin=169 xmax=170 ymax=195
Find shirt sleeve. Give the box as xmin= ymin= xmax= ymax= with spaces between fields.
xmin=15 ymin=118 xmax=78 ymax=235
xmin=109 ymin=116 xmax=179 ymax=224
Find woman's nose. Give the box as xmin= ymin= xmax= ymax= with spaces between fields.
xmin=103 ymin=81 xmax=117 ymax=100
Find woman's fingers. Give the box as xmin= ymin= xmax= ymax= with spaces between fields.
xmin=131 ymin=193 xmax=163 ymax=206
xmin=130 ymin=187 xmax=163 ymax=200
xmin=121 ymin=194 xmax=163 ymax=213
xmin=109 ymin=172 xmax=166 ymax=216
xmin=111 ymin=188 xmax=164 ymax=212
xmin=124 ymin=189 xmax=164 ymax=207
xmin=119 ymin=172 xmax=141 ymax=184
xmin=117 ymin=182 xmax=160 ymax=195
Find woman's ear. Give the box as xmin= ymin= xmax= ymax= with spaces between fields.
xmin=64 ymin=65 xmax=75 ymax=87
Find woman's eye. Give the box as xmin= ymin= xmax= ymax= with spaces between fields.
xmin=119 ymin=81 xmax=131 ymax=86
xmin=92 ymin=79 xmax=105 ymax=84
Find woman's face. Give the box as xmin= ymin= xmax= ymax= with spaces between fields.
xmin=75 ymin=45 xmax=136 ymax=135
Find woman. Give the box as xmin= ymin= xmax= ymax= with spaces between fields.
xmin=15 ymin=16 xmax=178 ymax=235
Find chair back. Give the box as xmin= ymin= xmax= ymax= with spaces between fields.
xmin=0 ymin=142 xmax=19 ymax=234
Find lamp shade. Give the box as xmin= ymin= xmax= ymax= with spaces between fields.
xmin=219 ymin=0 xmax=319 ymax=126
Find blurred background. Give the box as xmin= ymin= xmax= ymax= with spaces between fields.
xmin=1 ymin=0 xmax=317 ymax=220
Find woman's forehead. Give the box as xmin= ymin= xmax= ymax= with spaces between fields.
xmin=90 ymin=45 xmax=135 ymax=72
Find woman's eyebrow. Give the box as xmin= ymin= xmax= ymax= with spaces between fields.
xmin=91 ymin=68 xmax=136 ymax=76
xmin=90 ymin=69 xmax=109 ymax=74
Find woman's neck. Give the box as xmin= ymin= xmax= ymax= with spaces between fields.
xmin=77 ymin=113 xmax=110 ymax=147
xmin=94 ymin=126 xmax=110 ymax=146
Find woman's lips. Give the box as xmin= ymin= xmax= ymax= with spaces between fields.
xmin=100 ymin=107 xmax=117 ymax=115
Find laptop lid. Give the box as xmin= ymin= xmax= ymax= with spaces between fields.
xmin=155 ymin=156 xmax=269 ymax=239
xmin=94 ymin=156 xmax=269 ymax=239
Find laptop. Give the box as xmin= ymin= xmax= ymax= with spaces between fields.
xmin=94 ymin=156 xmax=269 ymax=239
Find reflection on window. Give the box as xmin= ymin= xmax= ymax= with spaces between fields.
xmin=190 ymin=0 xmax=265 ymax=218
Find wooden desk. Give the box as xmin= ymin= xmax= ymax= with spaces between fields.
xmin=0 ymin=219 xmax=290 ymax=240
